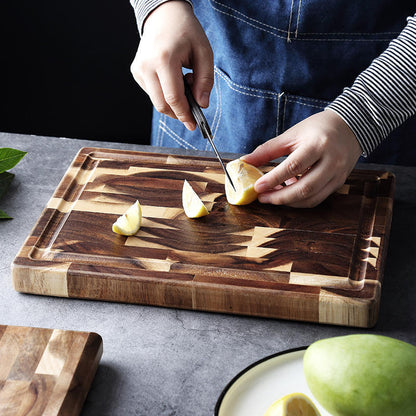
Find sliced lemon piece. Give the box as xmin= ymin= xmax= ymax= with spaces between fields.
xmin=112 ymin=200 xmax=142 ymax=236
xmin=225 ymin=158 xmax=264 ymax=205
xmin=182 ymin=180 xmax=209 ymax=218
xmin=264 ymin=392 xmax=321 ymax=416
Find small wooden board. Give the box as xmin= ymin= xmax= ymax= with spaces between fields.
xmin=0 ymin=324 xmax=102 ymax=415
xmin=12 ymin=148 xmax=394 ymax=327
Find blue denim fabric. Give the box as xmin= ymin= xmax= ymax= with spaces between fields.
xmin=151 ymin=0 xmax=415 ymax=165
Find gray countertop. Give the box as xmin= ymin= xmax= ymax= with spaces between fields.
xmin=1 ymin=132 xmax=415 ymax=416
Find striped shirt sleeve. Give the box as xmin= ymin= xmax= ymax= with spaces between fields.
xmin=130 ymin=0 xmax=193 ymax=36
xmin=327 ymin=14 xmax=416 ymax=157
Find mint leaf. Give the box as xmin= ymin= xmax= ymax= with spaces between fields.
xmin=0 ymin=209 xmax=12 ymax=219
xmin=0 ymin=171 xmax=14 ymax=200
xmin=0 ymin=148 xmax=27 ymax=173
xmin=0 ymin=148 xmax=26 ymax=219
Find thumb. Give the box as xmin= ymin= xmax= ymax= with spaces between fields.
xmin=242 ymin=133 xmax=292 ymax=167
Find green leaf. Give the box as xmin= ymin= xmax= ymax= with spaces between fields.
xmin=0 ymin=148 xmax=27 ymax=174
xmin=0 ymin=209 xmax=12 ymax=219
xmin=0 ymin=171 xmax=14 ymax=200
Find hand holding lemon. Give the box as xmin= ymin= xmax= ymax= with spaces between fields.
xmin=225 ymin=158 xmax=264 ymax=205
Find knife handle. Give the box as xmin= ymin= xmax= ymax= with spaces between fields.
xmin=183 ymin=76 xmax=211 ymax=139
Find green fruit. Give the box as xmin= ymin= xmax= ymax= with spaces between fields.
xmin=303 ymin=334 xmax=416 ymax=416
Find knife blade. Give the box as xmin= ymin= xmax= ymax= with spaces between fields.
xmin=183 ymin=76 xmax=236 ymax=191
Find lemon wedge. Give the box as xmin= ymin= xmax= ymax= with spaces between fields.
xmin=264 ymin=392 xmax=321 ymax=416
xmin=112 ymin=200 xmax=142 ymax=236
xmin=182 ymin=179 xmax=209 ymax=218
xmin=225 ymin=158 xmax=264 ymax=205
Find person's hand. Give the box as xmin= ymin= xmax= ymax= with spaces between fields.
xmin=130 ymin=1 xmax=214 ymax=131
xmin=242 ymin=110 xmax=362 ymax=208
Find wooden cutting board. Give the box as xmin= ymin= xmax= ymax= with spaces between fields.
xmin=12 ymin=148 xmax=394 ymax=327
xmin=0 ymin=324 xmax=102 ymax=415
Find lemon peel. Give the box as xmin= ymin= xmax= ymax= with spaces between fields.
xmin=182 ymin=180 xmax=209 ymax=218
xmin=264 ymin=392 xmax=321 ymax=416
xmin=112 ymin=200 xmax=142 ymax=236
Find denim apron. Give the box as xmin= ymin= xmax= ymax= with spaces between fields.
xmin=151 ymin=0 xmax=415 ymax=165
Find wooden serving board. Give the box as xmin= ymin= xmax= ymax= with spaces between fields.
xmin=12 ymin=148 xmax=394 ymax=327
xmin=0 ymin=324 xmax=102 ymax=415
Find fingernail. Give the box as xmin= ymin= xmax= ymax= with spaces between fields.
xmin=198 ymin=92 xmax=210 ymax=108
xmin=258 ymin=194 xmax=269 ymax=204
xmin=255 ymin=180 xmax=268 ymax=193
xmin=184 ymin=122 xmax=194 ymax=131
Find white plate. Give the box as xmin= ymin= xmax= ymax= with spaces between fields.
xmin=215 ymin=347 xmax=330 ymax=416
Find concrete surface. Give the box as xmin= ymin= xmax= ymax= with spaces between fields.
xmin=1 ymin=132 xmax=415 ymax=416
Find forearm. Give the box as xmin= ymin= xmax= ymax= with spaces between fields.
xmin=130 ymin=0 xmax=193 ymax=35
xmin=327 ymin=13 xmax=416 ymax=156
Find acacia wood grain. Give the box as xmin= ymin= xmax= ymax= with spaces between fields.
xmin=12 ymin=148 xmax=395 ymax=327
xmin=0 ymin=325 xmax=102 ymax=415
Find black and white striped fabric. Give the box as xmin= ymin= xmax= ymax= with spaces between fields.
xmin=327 ymin=14 xmax=416 ymax=156
xmin=130 ymin=0 xmax=193 ymax=35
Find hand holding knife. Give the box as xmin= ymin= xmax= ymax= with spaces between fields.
xmin=183 ymin=76 xmax=237 ymax=191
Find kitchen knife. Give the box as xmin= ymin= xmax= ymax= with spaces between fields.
xmin=183 ymin=76 xmax=236 ymax=191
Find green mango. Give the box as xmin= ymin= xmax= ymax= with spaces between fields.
xmin=303 ymin=334 xmax=416 ymax=416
